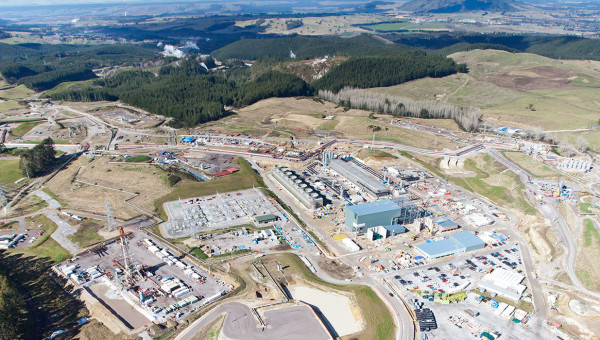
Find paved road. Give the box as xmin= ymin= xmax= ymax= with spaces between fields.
xmin=34 ymin=189 xmax=61 ymax=209
xmin=176 ymin=302 xmax=330 ymax=340
xmin=45 ymin=212 xmax=81 ymax=255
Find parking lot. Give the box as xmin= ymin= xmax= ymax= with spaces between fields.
xmin=60 ymin=230 xmax=231 ymax=329
xmin=163 ymin=188 xmax=280 ymax=238
xmin=391 ymin=242 xmax=524 ymax=295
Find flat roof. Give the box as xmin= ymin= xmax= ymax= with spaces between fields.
xmin=416 ymin=231 xmax=485 ymax=257
xmin=451 ymin=231 xmax=486 ymax=249
xmin=416 ymin=238 xmax=463 ymax=257
xmin=346 ymin=199 xmax=400 ymax=216
xmin=436 ymin=219 xmax=459 ymax=228
xmin=255 ymin=214 xmax=278 ymax=222
xmin=382 ymin=225 xmax=407 ymax=233
xmin=329 ymin=159 xmax=388 ymax=195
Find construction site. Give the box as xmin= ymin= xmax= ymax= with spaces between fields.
xmin=58 ymin=226 xmax=231 ymax=331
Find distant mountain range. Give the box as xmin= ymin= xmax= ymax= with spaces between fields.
xmin=401 ymin=0 xmax=519 ymax=13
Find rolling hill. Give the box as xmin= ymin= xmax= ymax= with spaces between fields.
xmin=401 ymin=0 xmax=519 ymax=13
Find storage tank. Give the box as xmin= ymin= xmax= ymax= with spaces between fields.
xmin=299 ymin=183 xmax=308 ymax=189
xmin=305 ymin=188 xmax=313 ymax=193
xmin=310 ymin=193 xmax=319 ymax=198
xmin=294 ymin=179 xmax=302 ymax=184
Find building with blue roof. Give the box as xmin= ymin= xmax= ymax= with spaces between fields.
xmin=345 ymin=198 xmax=426 ymax=234
xmin=415 ymin=231 xmax=486 ymax=260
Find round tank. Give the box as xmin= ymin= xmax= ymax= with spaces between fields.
xmin=294 ymin=179 xmax=302 ymax=184
xmin=311 ymin=193 xmax=319 ymax=198
xmin=290 ymin=175 xmax=298 ymax=180
xmin=284 ymin=171 xmax=292 ymax=176
xmin=305 ymin=188 xmax=314 ymax=193
xmin=299 ymin=183 xmax=308 ymax=189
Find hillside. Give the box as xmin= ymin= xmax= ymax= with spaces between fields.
xmin=401 ymin=0 xmax=518 ymax=13
xmin=368 ymin=49 xmax=600 ymax=150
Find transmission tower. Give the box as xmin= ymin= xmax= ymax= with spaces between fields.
xmin=105 ymin=199 xmax=117 ymax=232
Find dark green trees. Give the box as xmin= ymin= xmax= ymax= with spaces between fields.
xmin=19 ymin=138 xmax=56 ymax=178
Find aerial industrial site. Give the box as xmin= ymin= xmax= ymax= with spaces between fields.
xmin=2 ymin=1 xmax=600 ymax=340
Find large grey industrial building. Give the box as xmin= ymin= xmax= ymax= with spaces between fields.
xmin=329 ymin=158 xmax=390 ymax=199
xmin=272 ymin=166 xmax=323 ymax=209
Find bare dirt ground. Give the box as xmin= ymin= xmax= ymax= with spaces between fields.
xmin=485 ymin=66 xmax=578 ymax=90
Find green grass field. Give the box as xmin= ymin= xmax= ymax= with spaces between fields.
xmin=124 ymin=155 xmax=152 ymax=163
xmin=0 ymin=159 xmax=23 ymax=186
xmin=67 ymin=220 xmax=104 ymax=248
xmin=9 ymin=121 xmax=42 ymax=137
xmin=0 ymin=85 xmax=34 ymax=100
xmin=583 ymin=219 xmax=600 ymax=247
xmin=578 ymin=203 xmax=594 ymax=214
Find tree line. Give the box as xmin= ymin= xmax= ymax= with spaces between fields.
xmin=391 ymin=32 xmax=600 ymax=61
xmin=319 ymin=87 xmax=482 ymax=131
xmin=212 ymin=34 xmax=421 ymax=60
xmin=313 ymin=53 xmax=466 ymax=92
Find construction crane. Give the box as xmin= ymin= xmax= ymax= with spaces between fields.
xmin=119 ymin=226 xmax=132 ymax=276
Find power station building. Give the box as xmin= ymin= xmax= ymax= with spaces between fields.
xmin=344 ymin=198 xmax=426 ymax=234
xmin=329 ymin=158 xmax=390 ymax=199
xmin=272 ymin=166 xmax=323 ymax=209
